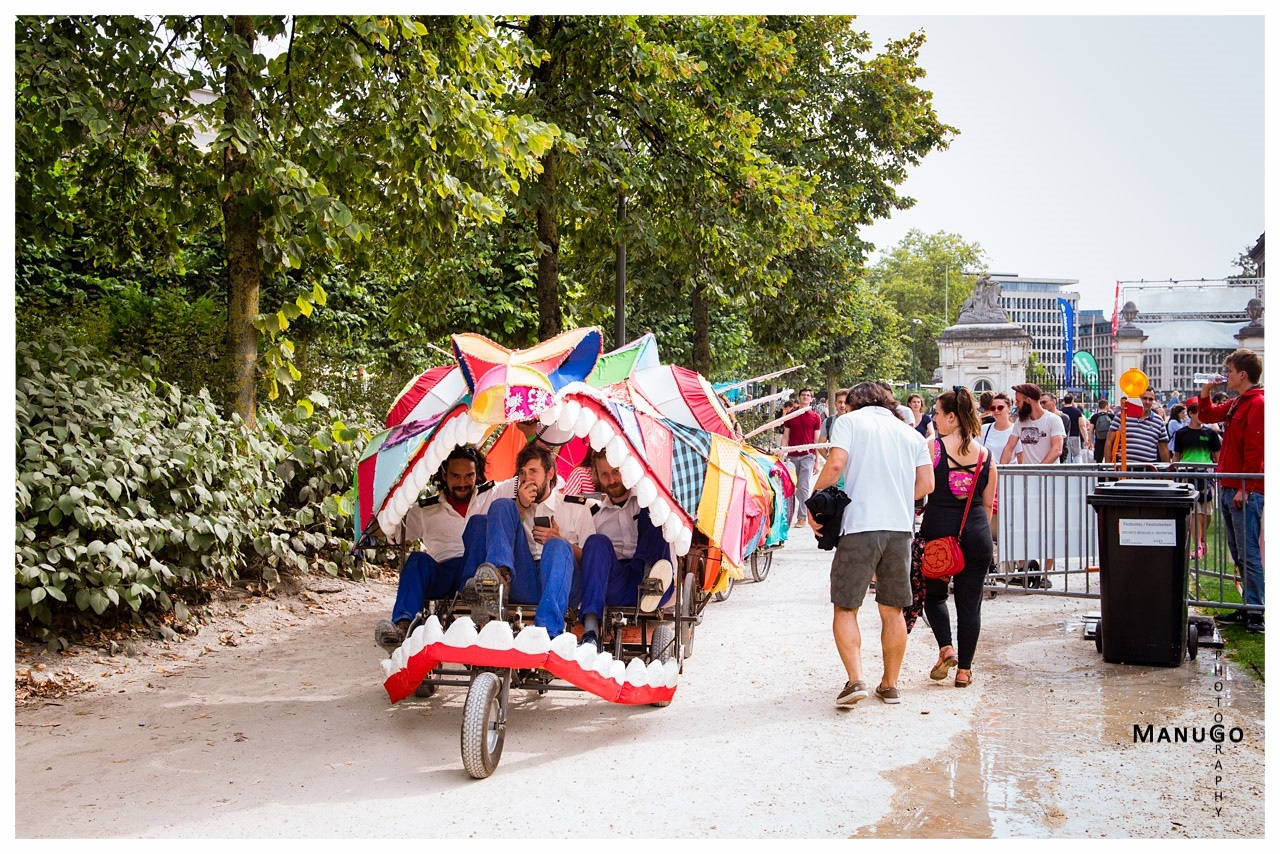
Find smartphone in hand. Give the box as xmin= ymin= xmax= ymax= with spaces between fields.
xmin=534 ymin=515 xmax=552 ymax=529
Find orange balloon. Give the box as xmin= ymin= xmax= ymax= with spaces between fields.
xmin=1119 ymin=367 xmax=1149 ymax=398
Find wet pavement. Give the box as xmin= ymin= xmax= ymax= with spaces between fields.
xmin=855 ymin=597 xmax=1265 ymax=837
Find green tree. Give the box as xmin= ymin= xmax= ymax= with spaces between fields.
xmin=867 ymin=229 xmax=988 ymax=383
xmin=15 ymin=15 xmax=560 ymax=426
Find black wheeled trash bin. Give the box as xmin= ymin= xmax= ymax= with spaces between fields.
xmin=1087 ymin=479 xmax=1197 ymax=666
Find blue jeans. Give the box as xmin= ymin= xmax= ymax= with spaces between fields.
xmin=578 ymin=509 xmax=672 ymax=619
xmin=391 ymin=515 xmax=488 ymax=622
xmin=792 ymin=453 xmax=816 ymax=522
xmin=1220 ymin=487 xmax=1264 ymax=609
xmin=463 ymin=498 xmax=577 ymax=636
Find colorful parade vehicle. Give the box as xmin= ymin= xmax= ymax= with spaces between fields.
xmin=353 ymin=327 xmax=792 ymax=777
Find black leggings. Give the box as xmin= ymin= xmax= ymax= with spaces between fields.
xmin=925 ymin=544 xmax=990 ymax=670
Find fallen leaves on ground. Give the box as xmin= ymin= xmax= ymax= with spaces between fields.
xmin=15 ymin=667 xmax=96 ymax=705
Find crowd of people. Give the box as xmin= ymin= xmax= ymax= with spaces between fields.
xmin=789 ymin=346 xmax=1263 ymax=706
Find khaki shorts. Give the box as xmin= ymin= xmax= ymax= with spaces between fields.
xmin=830 ymin=530 xmax=913 ymax=609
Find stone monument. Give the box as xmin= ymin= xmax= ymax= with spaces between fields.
xmin=937 ymin=274 xmax=1034 ymax=394
xmin=1112 ymin=300 xmax=1148 ymax=404
xmin=1235 ymin=297 xmax=1264 ymax=358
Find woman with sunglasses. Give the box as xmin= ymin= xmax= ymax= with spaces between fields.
xmin=977 ymin=392 xmax=1015 ymax=459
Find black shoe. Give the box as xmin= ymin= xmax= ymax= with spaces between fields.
xmin=1216 ymin=610 xmax=1249 ymax=624
xmin=579 ymin=629 xmax=600 ymax=653
xmin=1245 ymin=617 xmax=1265 ymax=634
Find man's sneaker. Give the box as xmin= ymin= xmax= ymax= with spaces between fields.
xmin=639 ymin=559 xmax=674 ymax=612
xmin=836 ymin=680 xmax=869 ymax=706
xmin=875 ymin=684 xmax=901 ymax=704
xmin=579 ymin=629 xmax=600 ymax=653
xmin=1245 ymin=617 xmax=1265 ymax=634
xmin=1217 ymin=609 xmax=1249 ymax=624
xmin=374 ymin=619 xmax=409 ymax=652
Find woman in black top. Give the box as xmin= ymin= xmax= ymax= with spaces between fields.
xmin=918 ymin=387 xmax=997 ymax=687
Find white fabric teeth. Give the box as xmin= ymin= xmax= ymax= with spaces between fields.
xmin=556 ymin=399 xmax=582 ymax=434
xmin=620 ymin=455 xmax=644 ymax=489
xmin=604 ymin=434 xmax=628 ymax=468
xmin=538 ymin=401 xmax=562 ymax=427
xmin=442 ymin=616 xmax=478 ymax=648
xmin=648 ymin=496 xmax=671 ymax=527
xmin=588 ymin=418 xmax=614 ymax=452
xmin=383 ymin=618 xmax=679 ymax=691
xmin=623 ymin=657 xmax=649 ymax=686
xmin=549 ymin=630 xmax=579 ymax=660
xmin=477 ymin=619 xmax=514 ymax=650
xmin=514 ymin=625 xmax=551 ymax=654
xmin=573 ymin=406 xmax=598 ymax=438
xmin=633 ymin=476 xmax=658 ymax=509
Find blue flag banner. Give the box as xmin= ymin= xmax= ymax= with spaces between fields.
xmin=1058 ymin=298 xmax=1075 ymax=387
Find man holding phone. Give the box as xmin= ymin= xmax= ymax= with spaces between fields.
xmin=468 ymin=442 xmax=595 ymax=637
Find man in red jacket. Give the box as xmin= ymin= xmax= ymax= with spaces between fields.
xmin=1198 ymin=348 xmax=1264 ymax=632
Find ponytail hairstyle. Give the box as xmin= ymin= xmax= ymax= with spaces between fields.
xmin=936 ymin=386 xmax=982 ymax=455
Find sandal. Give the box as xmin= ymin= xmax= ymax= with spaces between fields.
xmin=954 ymin=669 xmax=973 ymax=688
xmin=930 ymin=648 xmax=959 ymax=681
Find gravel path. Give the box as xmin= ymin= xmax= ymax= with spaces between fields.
xmin=14 ymin=526 xmax=1265 ymax=837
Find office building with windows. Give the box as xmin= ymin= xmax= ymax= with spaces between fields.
xmin=991 ymin=274 xmax=1080 ymax=381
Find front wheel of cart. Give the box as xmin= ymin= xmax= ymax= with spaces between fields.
xmin=1094 ymin=621 xmax=1103 ymax=655
xmin=461 ymin=671 xmax=505 ymax=779
xmin=649 ymin=622 xmax=677 ymax=707
xmin=1187 ymin=623 xmax=1199 ymax=661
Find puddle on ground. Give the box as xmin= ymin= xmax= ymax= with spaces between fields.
xmin=854 ymin=615 xmax=1262 ymax=837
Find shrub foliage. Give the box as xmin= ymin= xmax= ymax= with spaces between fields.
xmin=14 ymin=336 xmax=371 ymax=646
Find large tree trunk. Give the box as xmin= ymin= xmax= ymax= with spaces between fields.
xmin=221 ymin=16 xmax=262 ymax=428
xmin=691 ymin=278 xmax=711 ymax=376
xmin=535 ymin=147 xmax=562 ymax=341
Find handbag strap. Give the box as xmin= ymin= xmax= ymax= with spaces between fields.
xmin=956 ymin=446 xmax=986 ymax=539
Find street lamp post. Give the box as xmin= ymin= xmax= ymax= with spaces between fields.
xmin=910 ymin=318 xmax=922 ymax=390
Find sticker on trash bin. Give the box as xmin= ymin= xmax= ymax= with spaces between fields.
xmin=1118 ymin=518 xmax=1177 ymax=547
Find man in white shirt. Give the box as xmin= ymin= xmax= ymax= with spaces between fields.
xmin=575 ymin=449 xmax=675 ymax=652
xmin=374 ymin=446 xmax=514 ymax=650
xmin=1002 ymin=383 xmax=1065 ymax=465
xmin=810 ymin=381 xmax=934 ymax=707
xmin=470 ymin=442 xmax=595 ymax=638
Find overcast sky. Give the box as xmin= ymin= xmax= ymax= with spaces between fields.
xmin=853 ymin=13 xmax=1265 ymax=315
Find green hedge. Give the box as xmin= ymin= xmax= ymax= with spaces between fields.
xmin=14 ymin=336 xmax=373 ymax=646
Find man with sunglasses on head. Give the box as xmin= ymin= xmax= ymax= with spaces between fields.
xmin=1197 ymin=348 xmax=1264 ymax=633
xmin=1104 ymin=388 xmax=1169 ymax=465
xmin=374 ymin=446 xmax=515 ymax=650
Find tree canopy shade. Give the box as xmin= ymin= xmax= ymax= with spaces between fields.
xmin=15 ymin=15 xmax=560 ymax=425
xmin=866 ymin=229 xmax=989 ymax=384
xmin=493 ymin=15 xmax=955 ymax=377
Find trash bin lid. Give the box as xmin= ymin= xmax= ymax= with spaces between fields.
xmin=1088 ymin=478 xmax=1197 ymax=505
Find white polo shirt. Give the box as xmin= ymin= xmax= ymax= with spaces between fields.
xmin=523 ymin=486 xmax=595 ymax=560
xmin=400 ymin=477 xmax=516 ymax=562
xmin=591 ymin=492 xmax=642 ymax=560
xmin=828 ymin=406 xmax=930 ymax=534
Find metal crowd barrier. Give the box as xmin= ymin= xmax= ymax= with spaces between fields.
xmin=989 ymin=463 xmax=1263 ymax=612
